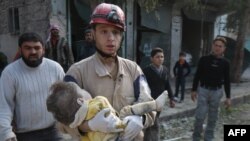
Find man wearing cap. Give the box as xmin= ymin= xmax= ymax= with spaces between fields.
xmin=76 ymin=28 xmax=96 ymax=62
xmin=191 ymin=36 xmax=231 ymax=141
xmin=64 ymin=3 xmax=156 ymax=141
xmin=45 ymin=24 xmax=74 ymax=72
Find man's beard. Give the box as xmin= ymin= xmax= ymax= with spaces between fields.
xmin=94 ymin=34 xmax=123 ymax=58
xmin=95 ymin=47 xmax=116 ymax=58
xmin=21 ymin=55 xmax=43 ymax=67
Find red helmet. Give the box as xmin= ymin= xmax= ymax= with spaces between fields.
xmin=90 ymin=3 xmax=126 ymax=31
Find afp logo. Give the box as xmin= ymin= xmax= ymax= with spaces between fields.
xmin=224 ymin=125 xmax=250 ymax=140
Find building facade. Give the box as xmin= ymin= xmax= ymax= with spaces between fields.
xmin=0 ymin=0 xmax=67 ymax=63
xmin=1 ymin=0 xmax=249 ymax=78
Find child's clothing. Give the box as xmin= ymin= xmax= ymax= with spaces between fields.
xmin=173 ymin=60 xmax=190 ymax=102
xmin=60 ymin=90 xmax=168 ymax=141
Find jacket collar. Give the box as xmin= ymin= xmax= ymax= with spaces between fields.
xmin=93 ymin=54 xmax=125 ymax=77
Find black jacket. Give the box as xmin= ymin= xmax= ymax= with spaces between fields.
xmin=143 ymin=65 xmax=173 ymax=100
xmin=192 ymin=54 xmax=231 ymax=98
xmin=173 ymin=60 xmax=191 ymax=78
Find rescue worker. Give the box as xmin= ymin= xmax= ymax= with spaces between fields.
xmin=63 ymin=3 xmax=156 ymax=141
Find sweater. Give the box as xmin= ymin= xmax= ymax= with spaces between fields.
xmin=192 ymin=54 xmax=231 ymax=98
xmin=143 ymin=65 xmax=173 ymax=100
xmin=45 ymin=37 xmax=74 ymax=70
xmin=0 ymin=58 xmax=65 ymax=141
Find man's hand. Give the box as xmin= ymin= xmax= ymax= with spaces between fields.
xmin=88 ymin=108 xmax=123 ymax=133
xmin=224 ymin=98 xmax=231 ymax=109
xmin=122 ymin=115 xmax=143 ymax=140
xmin=191 ymin=91 xmax=197 ymax=102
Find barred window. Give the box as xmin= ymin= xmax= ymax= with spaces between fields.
xmin=8 ymin=7 xmax=20 ymax=35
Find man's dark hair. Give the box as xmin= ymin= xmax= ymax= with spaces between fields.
xmin=84 ymin=29 xmax=91 ymax=34
xmin=179 ymin=52 xmax=186 ymax=57
xmin=18 ymin=32 xmax=44 ymax=47
xmin=213 ymin=36 xmax=227 ymax=46
xmin=151 ymin=47 xmax=163 ymax=57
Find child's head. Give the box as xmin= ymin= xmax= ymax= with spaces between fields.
xmin=46 ymin=81 xmax=91 ymax=125
xmin=179 ymin=52 xmax=186 ymax=60
xmin=150 ymin=47 xmax=164 ymax=67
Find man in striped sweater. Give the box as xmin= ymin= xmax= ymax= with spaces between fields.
xmin=45 ymin=24 xmax=74 ymax=72
xmin=0 ymin=32 xmax=65 ymax=141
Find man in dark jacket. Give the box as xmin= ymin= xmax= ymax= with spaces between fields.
xmin=143 ymin=47 xmax=175 ymax=141
xmin=76 ymin=28 xmax=96 ymax=61
xmin=191 ymin=36 xmax=231 ymax=141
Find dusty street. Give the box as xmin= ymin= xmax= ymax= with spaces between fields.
xmin=61 ymin=102 xmax=250 ymax=141
xmin=160 ymin=102 xmax=250 ymax=141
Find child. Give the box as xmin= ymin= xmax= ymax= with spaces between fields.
xmin=143 ymin=47 xmax=175 ymax=141
xmin=46 ymin=81 xmax=168 ymax=141
xmin=173 ymin=51 xmax=191 ymax=103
